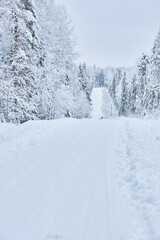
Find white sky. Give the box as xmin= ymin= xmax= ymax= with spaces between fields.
xmin=58 ymin=0 xmax=160 ymax=68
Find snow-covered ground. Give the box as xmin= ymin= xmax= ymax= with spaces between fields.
xmin=0 ymin=89 xmax=160 ymax=240
xmin=0 ymin=118 xmax=160 ymax=240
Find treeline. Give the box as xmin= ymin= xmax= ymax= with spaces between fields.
xmin=0 ymin=0 xmax=160 ymax=123
xmin=93 ymin=28 xmax=160 ymax=117
xmin=0 ymin=0 xmax=92 ymax=123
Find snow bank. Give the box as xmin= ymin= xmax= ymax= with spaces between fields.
xmin=118 ymin=118 xmax=160 ymax=240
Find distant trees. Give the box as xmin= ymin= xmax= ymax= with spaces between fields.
xmin=94 ymin=27 xmax=160 ymax=118
xmin=119 ymin=73 xmax=129 ymax=116
xmin=78 ymin=63 xmax=92 ymax=115
xmin=95 ymin=70 xmax=105 ymax=87
xmin=150 ymin=28 xmax=160 ymax=112
xmin=129 ymin=74 xmax=137 ymax=115
xmin=110 ymin=68 xmax=122 ymax=109
xmin=151 ymin=28 xmax=160 ymax=85
xmin=135 ymin=53 xmax=150 ymax=115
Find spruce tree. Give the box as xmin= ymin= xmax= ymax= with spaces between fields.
xmin=150 ymin=29 xmax=160 ymax=112
xmin=137 ymin=53 xmax=149 ymax=115
xmin=151 ymin=28 xmax=160 ymax=84
xmin=129 ymin=74 xmax=138 ymax=115
xmin=119 ymin=72 xmax=128 ymax=116
xmin=0 ymin=0 xmax=42 ymax=123
xmin=110 ymin=68 xmax=122 ymax=109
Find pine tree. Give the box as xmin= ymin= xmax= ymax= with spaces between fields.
xmin=119 ymin=72 xmax=128 ymax=116
xmin=77 ymin=63 xmax=91 ymax=117
xmin=111 ymin=75 xmax=116 ymax=100
xmin=96 ymin=70 xmax=105 ymax=87
xmin=110 ymin=68 xmax=122 ymax=108
xmin=151 ymin=28 xmax=160 ymax=84
xmin=137 ymin=53 xmax=150 ymax=115
xmin=0 ymin=0 xmax=42 ymax=123
xmin=129 ymin=74 xmax=138 ymax=115
xmin=78 ymin=63 xmax=92 ymax=99
xmin=150 ymin=29 xmax=160 ymax=113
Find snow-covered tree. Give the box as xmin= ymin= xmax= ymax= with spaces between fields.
xmin=119 ymin=73 xmax=129 ymax=116
xmin=129 ymin=74 xmax=138 ymax=115
xmin=136 ymin=54 xmax=150 ymax=115
xmin=95 ymin=70 xmax=105 ymax=87
xmin=149 ymin=29 xmax=160 ymax=113
xmin=151 ymin=28 xmax=160 ymax=84
xmin=110 ymin=68 xmax=122 ymax=109
xmin=76 ymin=63 xmax=91 ymax=117
xmin=78 ymin=63 xmax=92 ymax=99
xmin=0 ymin=0 xmax=42 ymax=123
xmin=36 ymin=0 xmax=91 ymax=119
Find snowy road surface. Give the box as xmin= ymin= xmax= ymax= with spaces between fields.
xmin=0 ymin=118 xmax=160 ymax=240
xmin=91 ymin=87 xmax=117 ymax=118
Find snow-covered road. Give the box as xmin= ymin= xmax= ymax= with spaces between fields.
xmin=91 ymin=87 xmax=117 ymax=118
xmin=0 ymin=118 xmax=160 ymax=240
xmin=0 ymin=119 xmax=129 ymax=240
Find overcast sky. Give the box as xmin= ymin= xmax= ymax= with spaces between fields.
xmin=58 ymin=0 xmax=160 ymax=68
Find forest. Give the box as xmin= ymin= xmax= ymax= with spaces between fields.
xmin=0 ymin=0 xmax=160 ymax=123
